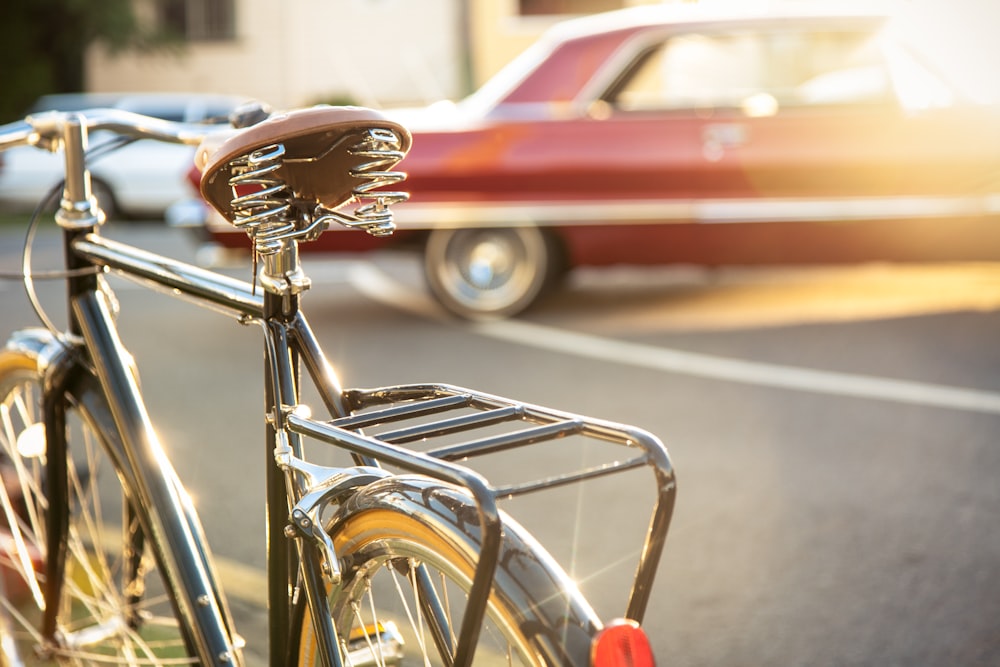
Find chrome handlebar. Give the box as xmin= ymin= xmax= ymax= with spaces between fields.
xmin=0 ymin=108 xmax=236 ymax=230
xmin=0 ymin=120 xmax=38 ymax=151
xmin=0 ymin=108 xmax=226 ymax=153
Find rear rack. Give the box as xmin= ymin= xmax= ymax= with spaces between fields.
xmin=285 ymin=382 xmax=676 ymax=624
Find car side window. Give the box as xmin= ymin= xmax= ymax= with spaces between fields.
xmin=606 ymin=28 xmax=896 ymax=116
xmin=203 ymin=104 xmax=237 ymax=123
xmin=117 ymin=99 xmax=189 ymax=123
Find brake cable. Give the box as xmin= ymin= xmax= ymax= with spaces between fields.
xmin=0 ymin=135 xmax=138 ymax=335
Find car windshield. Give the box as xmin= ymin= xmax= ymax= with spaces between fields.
xmin=612 ymin=28 xmax=889 ymax=113
xmin=457 ymin=37 xmax=555 ymax=117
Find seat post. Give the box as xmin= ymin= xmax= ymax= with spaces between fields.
xmin=258 ymin=240 xmax=311 ymax=314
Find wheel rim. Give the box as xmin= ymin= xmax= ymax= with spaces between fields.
xmin=333 ymin=551 xmax=534 ymax=666
xmin=296 ymin=510 xmax=540 ymax=666
xmin=0 ymin=364 xmax=192 ymax=665
xmin=426 ymin=227 xmax=550 ymax=319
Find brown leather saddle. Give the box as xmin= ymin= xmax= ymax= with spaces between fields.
xmin=198 ymin=106 xmax=411 ymax=222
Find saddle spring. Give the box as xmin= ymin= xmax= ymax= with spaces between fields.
xmin=227 ymin=143 xmax=295 ymax=257
xmin=226 ymin=127 xmax=409 ymax=254
xmin=341 ymin=127 xmax=409 ymax=236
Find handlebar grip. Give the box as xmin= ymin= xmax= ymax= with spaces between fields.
xmin=0 ymin=120 xmax=39 ymax=152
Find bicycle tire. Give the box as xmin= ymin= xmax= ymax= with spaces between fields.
xmin=293 ymin=475 xmax=601 ymax=666
xmin=0 ymin=337 xmax=196 ymax=665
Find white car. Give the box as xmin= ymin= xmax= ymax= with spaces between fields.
xmin=0 ymin=93 xmax=254 ymax=220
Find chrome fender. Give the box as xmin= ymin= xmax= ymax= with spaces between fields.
xmin=332 ymin=475 xmax=601 ymax=665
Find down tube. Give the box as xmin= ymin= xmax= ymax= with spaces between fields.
xmin=71 ymin=289 xmax=243 ymax=667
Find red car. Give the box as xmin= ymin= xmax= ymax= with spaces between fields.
xmin=198 ymin=3 xmax=1000 ymax=319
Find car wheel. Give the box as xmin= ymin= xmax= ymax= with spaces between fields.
xmin=90 ymin=178 xmax=119 ymax=221
xmin=423 ymin=226 xmax=557 ymax=320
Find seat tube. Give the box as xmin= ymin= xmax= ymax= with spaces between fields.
xmin=259 ymin=240 xmax=344 ymax=666
xmin=262 ymin=279 xmax=302 ymax=667
xmin=263 ymin=325 xmax=294 ymax=666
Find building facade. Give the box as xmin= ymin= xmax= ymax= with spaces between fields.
xmin=85 ymin=0 xmax=659 ymax=110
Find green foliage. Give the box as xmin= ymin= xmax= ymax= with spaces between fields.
xmin=0 ymin=0 xmax=177 ymax=123
xmin=309 ymin=93 xmax=362 ymax=108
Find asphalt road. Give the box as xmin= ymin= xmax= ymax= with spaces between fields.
xmin=2 ymin=222 xmax=999 ymax=666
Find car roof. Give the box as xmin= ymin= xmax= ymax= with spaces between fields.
xmin=28 ymin=93 xmax=124 ymax=113
xmin=462 ymin=1 xmax=897 ymax=111
xmin=113 ymin=93 xmax=252 ymax=122
xmin=547 ymin=0 xmax=893 ymax=41
xmin=28 ymin=92 xmax=253 ymax=123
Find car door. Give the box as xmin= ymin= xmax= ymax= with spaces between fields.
xmin=603 ymin=18 xmax=1000 ymax=222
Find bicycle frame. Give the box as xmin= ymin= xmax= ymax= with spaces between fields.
xmin=67 ymin=232 xmax=495 ymax=666
xmin=13 ymin=109 xmax=676 ymax=667
xmin=35 ymin=114 xmax=251 ymax=666
xmin=59 ymin=229 xmax=679 ymax=667
xmin=51 ymin=235 xmax=395 ymax=667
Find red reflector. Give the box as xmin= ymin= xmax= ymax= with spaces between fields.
xmin=592 ymin=619 xmax=656 ymax=667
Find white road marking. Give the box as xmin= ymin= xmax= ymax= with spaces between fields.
xmin=347 ymin=262 xmax=1000 ymax=415
xmin=12 ymin=258 xmax=1000 ymax=413
xmin=479 ymin=319 xmax=1000 ymax=414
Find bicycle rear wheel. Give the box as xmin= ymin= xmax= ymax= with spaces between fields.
xmin=0 ymin=340 xmax=195 ymax=665
xmin=294 ymin=476 xmax=600 ymax=666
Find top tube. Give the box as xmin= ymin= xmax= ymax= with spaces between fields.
xmin=0 ymin=108 xmax=224 ymax=153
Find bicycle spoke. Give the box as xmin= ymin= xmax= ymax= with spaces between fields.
xmin=1 ymin=398 xmax=48 ymax=610
xmin=0 ymin=358 xmax=194 ymax=665
xmin=393 ymin=560 xmax=432 ymax=663
xmin=312 ymin=496 xmax=589 ymax=667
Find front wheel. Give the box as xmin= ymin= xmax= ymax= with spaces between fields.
xmin=0 ymin=337 xmax=194 ymax=665
xmin=423 ymin=226 xmax=563 ymax=320
xmin=294 ymin=476 xmax=601 ymax=665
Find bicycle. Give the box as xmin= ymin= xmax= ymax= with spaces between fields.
xmin=0 ymin=103 xmax=676 ymax=666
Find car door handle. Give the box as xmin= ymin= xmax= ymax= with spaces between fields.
xmin=702 ymin=123 xmax=747 ymax=161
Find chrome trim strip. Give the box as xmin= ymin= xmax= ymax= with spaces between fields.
xmin=389 ymin=194 xmax=1000 ymax=229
